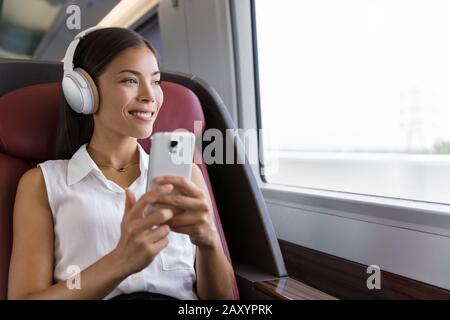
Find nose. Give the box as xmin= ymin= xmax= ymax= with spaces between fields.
xmin=138 ymin=80 xmax=156 ymax=103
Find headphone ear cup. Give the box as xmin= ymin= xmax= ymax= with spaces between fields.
xmin=75 ymin=68 xmax=100 ymax=114
xmin=62 ymin=68 xmax=99 ymax=114
xmin=62 ymin=71 xmax=85 ymax=113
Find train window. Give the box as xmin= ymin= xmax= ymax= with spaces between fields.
xmin=253 ymin=0 xmax=450 ymax=204
xmin=0 ymin=0 xmax=64 ymax=59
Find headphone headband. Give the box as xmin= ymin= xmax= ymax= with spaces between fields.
xmin=63 ymin=26 xmax=104 ymax=73
xmin=62 ymin=26 xmax=103 ymax=114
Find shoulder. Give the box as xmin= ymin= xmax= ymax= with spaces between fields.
xmin=37 ymin=159 xmax=69 ymax=171
xmin=18 ymin=167 xmax=44 ymax=190
xmin=37 ymin=159 xmax=70 ymax=183
xmin=16 ymin=167 xmax=50 ymax=209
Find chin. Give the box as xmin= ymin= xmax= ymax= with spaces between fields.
xmin=135 ymin=128 xmax=153 ymax=139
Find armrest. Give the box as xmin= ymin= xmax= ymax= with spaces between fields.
xmin=254 ymin=277 xmax=337 ymax=300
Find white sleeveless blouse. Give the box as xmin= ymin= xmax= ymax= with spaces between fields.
xmin=37 ymin=143 xmax=198 ymax=300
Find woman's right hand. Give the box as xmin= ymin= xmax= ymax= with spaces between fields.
xmin=112 ymin=184 xmax=175 ymax=276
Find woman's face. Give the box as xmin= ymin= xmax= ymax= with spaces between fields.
xmin=95 ymin=45 xmax=163 ymax=139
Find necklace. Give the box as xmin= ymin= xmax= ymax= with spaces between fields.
xmin=86 ymin=144 xmax=140 ymax=173
xmin=96 ymin=162 xmax=139 ymax=172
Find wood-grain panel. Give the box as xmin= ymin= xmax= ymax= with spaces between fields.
xmin=255 ymin=278 xmax=337 ymax=300
xmin=279 ymin=239 xmax=450 ymax=299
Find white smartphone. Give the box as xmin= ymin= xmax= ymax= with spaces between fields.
xmin=146 ymin=131 xmax=195 ymax=208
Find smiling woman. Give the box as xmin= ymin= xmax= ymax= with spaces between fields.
xmin=56 ymin=27 xmax=162 ymax=160
xmin=7 ymin=27 xmax=235 ymax=300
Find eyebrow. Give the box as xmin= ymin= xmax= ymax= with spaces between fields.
xmin=117 ymin=69 xmax=161 ymax=76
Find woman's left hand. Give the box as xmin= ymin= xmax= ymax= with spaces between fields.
xmin=152 ymin=175 xmax=218 ymax=249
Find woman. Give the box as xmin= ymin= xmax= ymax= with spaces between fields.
xmin=7 ymin=27 xmax=235 ymax=300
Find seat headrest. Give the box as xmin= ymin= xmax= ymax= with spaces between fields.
xmin=0 ymin=81 xmax=205 ymax=161
xmin=0 ymin=83 xmax=61 ymax=162
xmin=154 ymin=81 xmax=205 ymax=134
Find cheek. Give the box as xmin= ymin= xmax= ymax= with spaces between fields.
xmin=96 ymin=97 xmax=128 ymax=127
xmin=156 ymin=88 xmax=164 ymax=109
xmin=106 ymin=86 xmax=132 ymax=102
xmin=99 ymin=86 xmax=133 ymax=112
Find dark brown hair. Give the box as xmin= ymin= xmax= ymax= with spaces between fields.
xmin=54 ymin=27 xmax=158 ymax=159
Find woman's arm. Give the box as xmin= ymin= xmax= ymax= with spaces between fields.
xmin=191 ymin=165 xmax=235 ymax=299
xmin=8 ymin=168 xmax=128 ymax=299
xmin=8 ymin=168 xmax=174 ymax=300
xmin=153 ymin=165 xmax=235 ymax=299
xmin=194 ymin=231 xmax=235 ymax=300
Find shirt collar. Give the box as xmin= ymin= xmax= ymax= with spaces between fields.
xmin=67 ymin=142 xmax=149 ymax=187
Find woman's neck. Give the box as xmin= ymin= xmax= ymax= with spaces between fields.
xmin=87 ymin=134 xmax=140 ymax=168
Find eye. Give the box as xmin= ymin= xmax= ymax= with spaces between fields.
xmin=152 ymin=80 xmax=161 ymax=86
xmin=122 ymin=78 xmax=138 ymax=84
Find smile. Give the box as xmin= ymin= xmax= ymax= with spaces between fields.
xmin=128 ymin=110 xmax=155 ymax=121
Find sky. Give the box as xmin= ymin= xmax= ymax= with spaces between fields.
xmin=255 ymin=0 xmax=450 ymax=153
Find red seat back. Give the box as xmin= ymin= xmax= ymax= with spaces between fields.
xmin=0 ymin=81 xmax=239 ymax=299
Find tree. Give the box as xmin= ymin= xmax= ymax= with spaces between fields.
xmin=434 ymin=140 xmax=450 ymax=154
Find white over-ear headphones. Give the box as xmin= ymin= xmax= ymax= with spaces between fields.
xmin=62 ymin=26 xmax=103 ymax=114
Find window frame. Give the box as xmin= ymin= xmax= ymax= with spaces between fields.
xmin=231 ymin=0 xmax=450 ymax=232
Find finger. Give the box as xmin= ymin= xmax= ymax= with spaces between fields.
xmin=169 ymin=224 xmax=199 ymax=236
xmin=134 ymin=227 xmax=170 ymax=253
xmin=153 ymin=176 xmax=203 ymax=198
xmin=156 ymin=194 xmax=209 ymax=212
xmin=143 ymin=224 xmax=171 ymax=243
xmin=166 ymin=212 xmax=199 ymax=228
xmin=124 ymin=188 xmax=137 ymax=212
xmin=134 ymin=209 xmax=174 ymax=232
xmin=129 ymin=184 xmax=173 ymax=219
xmin=151 ymin=235 xmax=170 ymax=253
xmin=168 ymin=212 xmax=217 ymax=233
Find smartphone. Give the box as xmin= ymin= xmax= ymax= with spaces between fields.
xmin=145 ymin=131 xmax=195 ymax=214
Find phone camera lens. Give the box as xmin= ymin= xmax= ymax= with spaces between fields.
xmin=170 ymin=140 xmax=178 ymax=148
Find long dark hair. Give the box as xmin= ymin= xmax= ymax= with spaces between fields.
xmin=54 ymin=27 xmax=158 ymax=159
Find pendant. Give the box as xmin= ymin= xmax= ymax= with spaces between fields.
xmin=118 ymin=168 xmax=125 ymax=172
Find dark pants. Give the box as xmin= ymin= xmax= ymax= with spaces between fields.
xmin=110 ymin=291 xmax=178 ymax=300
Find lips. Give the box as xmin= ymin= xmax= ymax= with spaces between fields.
xmin=128 ymin=109 xmax=156 ymax=121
